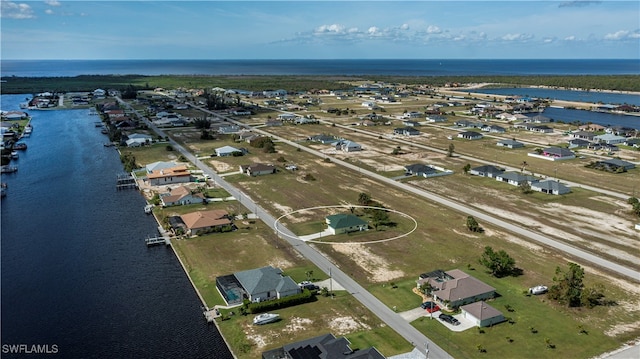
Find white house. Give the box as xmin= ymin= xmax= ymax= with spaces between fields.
xmin=461 ymin=301 xmax=505 ymax=327
xmin=215 ymin=145 xmax=241 ymax=157
xmin=594 ymin=133 xmax=626 ymax=145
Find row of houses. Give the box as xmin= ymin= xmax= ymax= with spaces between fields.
xmin=470 ymin=164 xmax=572 ymax=195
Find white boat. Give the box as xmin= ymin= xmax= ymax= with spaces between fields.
xmin=11 ymin=151 xmax=19 ymax=159
xmin=144 ymin=204 xmax=154 ymax=214
xmin=253 ymin=313 xmax=280 ymax=325
xmin=529 ymin=285 xmax=548 ymax=295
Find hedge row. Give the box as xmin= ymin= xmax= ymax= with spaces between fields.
xmin=248 ymin=290 xmax=315 ymax=314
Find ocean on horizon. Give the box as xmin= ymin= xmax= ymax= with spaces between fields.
xmin=1 ymin=59 xmax=639 ymax=77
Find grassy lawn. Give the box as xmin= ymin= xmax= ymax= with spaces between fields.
xmin=120 ymin=142 xmax=183 ymax=168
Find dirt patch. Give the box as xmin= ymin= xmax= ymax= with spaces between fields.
xmin=605 ymin=321 xmax=640 ymax=337
xmin=333 ymin=243 xmax=405 ymax=282
xmin=284 ymin=317 xmax=314 ymax=333
xmin=208 ymin=159 xmax=235 ymax=173
xmin=272 ymin=202 xmax=294 ymax=215
xmin=328 ymin=316 xmax=371 ymax=336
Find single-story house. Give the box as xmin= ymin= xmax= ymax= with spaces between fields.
xmin=160 ymin=186 xmax=206 ymax=206
xmin=531 ymin=180 xmax=571 ymax=195
xmin=525 ymin=114 xmax=551 ymax=123
xmin=571 ymin=131 xmax=596 ymax=140
xmin=541 ymin=147 xmax=576 ymax=160
xmin=337 ymin=140 xmax=362 ymax=152
xmin=394 ymin=127 xmax=420 ymax=136
xmin=309 ymin=134 xmax=339 ymax=144
xmin=469 ymin=165 xmax=504 ymax=178
xmin=568 ymin=139 xmax=592 ymax=148
xmin=457 ymin=131 xmax=483 ymax=140
xmin=596 ymin=159 xmax=636 ymax=171
xmin=239 ymin=163 xmax=276 ymax=176
xmin=215 ymin=145 xmax=242 ymax=157
xmin=426 ymin=115 xmax=447 ymax=122
xmin=402 ymin=120 xmax=420 ymax=127
xmin=218 ymin=125 xmax=241 ymax=134
xmin=454 ymin=119 xmax=483 ymax=128
xmin=417 ymin=269 xmax=496 ymax=309
xmin=405 ymin=163 xmax=438 ymax=177
xmin=497 ymin=139 xmax=524 ymax=149
xmin=579 ymin=124 xmax=606 ymax=132
xmin=482 ymin=125 xmax=506 ymax=133
xmin=403 ymin=111 xmax=423 ymax=119
xmin=147 ymin=165 xmax=191 ymax=186
xmin=460 ymin=301 xmax=505 ymax=328
xmin=125 ymin=133 xmax=153 ymax=147
xmin=495 ymin=172 xmax=539 ymax=186
xmin=261 ymin=333 xmax=385 ymax=359
xmin=277 ymin=113 xmax=298 ymax=121
xmin=594 ymin=133 xmax=626 ymax=145
xmin=217 ymin=266 xmax=300 ymax=305
xmin=180 ymin=209 xmax=231 ymax=235
xmin=326 ymin=214 xmax=368 ymax=235
xmin=624 ymin=138 xmax=640 ymax=147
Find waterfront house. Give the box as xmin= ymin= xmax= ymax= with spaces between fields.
xmin=325 ymin=214 xmax=368 ymax=235
xmin=571 ymin=131 xmax=596 ymax=141
xmin=579 ymin=124 xmax=606 ymax=132
xmin=216 ymin=266 xmax=300 ymax=305
xmin=525 ymin=114 xmax=551 ymax=123
xmin=125 ymin=133 xmax=153 ymax=147
xmin=239 ymin=163 xmax=276 ymax=176
xmin=457 ymin=131 xmax=483 ymax=140
xmin=416 ymin=269 xmax=496 ymax=309
xmin=496 ymin=139 xmax=524 ymax=149
xmin=261 ymin=333 xmax=385 ymax=359
xmin=180 ymin=209 xmax=231 ymax=235
xmin=531 ymin=180 xmax=571 ymax=195
xmin=146 ymin=161 xmax=178 ymax=174
xmin=147 ymin=165 xmax=191 ymax=186
xmin=461 ymin=301 xmax=505 ymax=328
xmin=469 ymin=165 xmax=504 ymax=178
xmin=160 ymin=186 xmax=205 ymax=207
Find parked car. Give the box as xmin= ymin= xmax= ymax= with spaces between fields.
xmin=438 ymin=313 xmax=460 ymax=326
xmin=420 ymin=301 xmax=440 ymax=313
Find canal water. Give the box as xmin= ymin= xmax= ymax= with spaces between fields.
xmin=0 ymin=94 xmax=233 ymax=358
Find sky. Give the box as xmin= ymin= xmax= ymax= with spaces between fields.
xmin=1 ymin=0 xmax=639 ymax=60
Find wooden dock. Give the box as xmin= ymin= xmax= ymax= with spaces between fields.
xmin=203 ymin=307 xmax=220 ymax=322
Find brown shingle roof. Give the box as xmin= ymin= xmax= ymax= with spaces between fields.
xmin=461 ymin=301 xmax=503 ymax=320
xmin=428 ymin=269 xmax=495 ymax=302
xmin=181 ymin=209 xmax=230 ymax=231
xmin=147 ymin=165 xmax=190 ymax=179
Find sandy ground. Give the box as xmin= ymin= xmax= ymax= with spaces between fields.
xmin=333 ymin=243 xmax=405 ymax=282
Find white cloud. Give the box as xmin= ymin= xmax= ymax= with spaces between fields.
xmin=564 ymin=35 xmax=576 ymax=41
xmin=45 ymin=9 xmax=53 ymax=15
xmin=501 ymin=33 xmax=534 ymax=41
xmin=400 ymin=23 xmax=410 ymax=30
xmin=603 ymin=30 xmax=639 ymax=40
xmin=315 ymin=24 xmax=345 ymax=34
xmin=367 ymin=26 xmax=380 ymax=35
xmin=426 ymin=25 xmax=441 ymax=34
xmin=1 ymin=1 xmax=35 ymax=19
xmin=44 ymin=0 xmax=61 ymax=6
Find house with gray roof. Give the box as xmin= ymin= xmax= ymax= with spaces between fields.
xmin=495 ymin=172 xmax=539 ymax=186
xmin=404 ymin=164 xmax=438 ymax=177
xmin=457 ymin=131 xmax=483 ymax=140
xmin=416 ymin=269 xmax=496 ymax=309
xmin=214 ymin=145 xmax=242 ymax=157
xmin=596 ymin=159 xmax=636 ymax=171
xmin=262 ymin=333 xmax=385 ymax=359
xmin=568 ymin=138 xmax=592 ymax=149
xmin=540 ymin=147 xmax=576 ymax=160
xmin=239 ymin=163 xmax=276 ymax=176
xmin=497 ymin=139 xmax=524 ymax=149
xmin=145 ymin=161 xmax=178 ymax=174
xmin=394 ymin=127 xmax=420 ymax=136
xmin=326 ymin=214 xmax=368 ymax=235
xmin=336 ymin=140 xmax=362 ymax=152
xmin=469 ymin=165 xmax=504 ymax=178
xmin=531 ymin=180 xmax=571 ymax=195
xmin=594 ymin=133 xmax=626 ymax=144
xmin=222 ymin=266 xmax=300 ymax=304
xmin=461 ymin=301 xmax=505 ymax=328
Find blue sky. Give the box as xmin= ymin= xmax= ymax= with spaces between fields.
xmin=1 ymin=1 xmax=639 ymax=60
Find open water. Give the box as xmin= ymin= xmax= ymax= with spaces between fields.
xmin=0 ymin=94 xmax=233 ymax=358
xmin=1 ymin=59 xmax=638 ymax=77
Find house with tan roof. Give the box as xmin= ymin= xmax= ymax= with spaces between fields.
xmin=180 ymin=209 xmax=232 ymax=235
xmin=146 ymin=165 xmax=191 ymax=186
xmin=417 ymin=269 xmax=496 ymax=309
xmin=160 ymin=186 xmax=205 ymax=207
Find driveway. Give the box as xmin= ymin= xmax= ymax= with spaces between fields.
xmin=298 ymin=228 xmax=333 ymax=241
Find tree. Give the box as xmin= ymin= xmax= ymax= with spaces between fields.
xmin=466 ymin=216 xmax=483 ymax=233
xmin=548 ymin=262 xmax=585 ymax=307
xmin=463 ymin=163 xmax=471 ymax=174
xmin=479 ymin=246 xmax=516 ymax=277
xmin=519 ymin=181 xmax=533 ymax=194
xmin=447 ymin=143 xmax=455 ymax=157
xmin=581 ymin=283 xmax=605 ymax=308
xmin=371 ymin=209 xmax=390 ymax=230
xmin=358 ymin=192 xmax=372 ymax=206
xmin=305 ymin=270 xmax=314 ymax=281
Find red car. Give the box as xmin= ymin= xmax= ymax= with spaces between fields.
xmin=420 ymin=301 xmax=440 ymax=313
